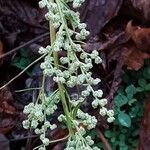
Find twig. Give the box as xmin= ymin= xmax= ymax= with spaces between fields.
xmin=96 ymin=128 xmax=112 ymax=150
xmin=15 ymin=87 xmax=41 ymax=93
xmin=33 ymin=135 xmax=69 ymax=150
xmin=0 ymin=32 xmax=49 ymax=59
xmin=49 ymin=135 xmax=69 ymax=144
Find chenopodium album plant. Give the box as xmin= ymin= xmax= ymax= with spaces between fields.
xmin=23 ymin=0 xmax=115 ymax=149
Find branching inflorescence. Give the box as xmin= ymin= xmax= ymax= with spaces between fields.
xmin=23 ymin=0 xmax=115 ymax=149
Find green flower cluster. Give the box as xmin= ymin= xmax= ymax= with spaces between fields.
xmin=58 ymin=109 xmax=97 ymax=130
xmin=65 ymin=127 xmax=101 ymax=150
xmin=76 ymin=109 xmax=97 ymax=130
xmin=23 ymin=0 xmax=115 ymax=149
xmin=23 ymin=91 xmax=59 ymax=148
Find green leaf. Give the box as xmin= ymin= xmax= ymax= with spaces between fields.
xmin=12 ymin=57 xmax=32 ymax=70
xmin=11 ymin=49 xmax=34 ymax=72
xmin=129 ymin=105 xmax=140 ymax=118
xmin=119 ymin=140 xmax=126 ymax=147
xmin=138 ymin=79 xmax=147 ymax=88
xmin=96 ymin=143 xmax=103 ymax=148
xmin=136 ymin=87 xmax=144 ymax=92
xmin=110 ymin=137 xmax=116 ymax=143
xmin=118 ymin=112 xmax=131 ymax=127
xmin=119 ymin=146 xmax=128 ymax=150
xmin=128 ymin=98 xmax=137 ymax=106
xmin=88 ymin=130 xmax=97 ymax=139
xmin=118 ymin=135 xmax=126 ymax=146
xmin=125 ymin=84 xmax=136 ymax=99
xmin=114 ymin=94 xmax=128 ymax=107
xmin=104 ymin=130 xmax=112 ymax=138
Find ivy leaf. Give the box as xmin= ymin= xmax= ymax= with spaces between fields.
xmin=125 ymin=84 xmax=136 ymax=99
xmin=118 ymin=112 xmax=131 ymax=127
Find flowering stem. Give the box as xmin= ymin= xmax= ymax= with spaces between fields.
xmin=49 ymin=0 xmax=74 ymax=137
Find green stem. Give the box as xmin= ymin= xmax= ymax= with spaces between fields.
xmin=49 ymin=0 xmax=74 ymax=136
xmin=56 ymin=0 xmax=74 ymax=46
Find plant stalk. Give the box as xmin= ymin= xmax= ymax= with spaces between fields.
xmin=49 ymin=0 xmax=74 ymax=136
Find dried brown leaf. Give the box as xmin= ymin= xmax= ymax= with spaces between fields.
xmin=126 ymin=21 xmax=150 ymax=52
xmin=0 ymin=118 xmax=15 ymax=134
xmin=0 ymin=87 xmax=17 ymax=115
xmin=122 ymin=46 xmax=150 ymax=71
xmin=49 ymin=128 xmax=68 ymax=141
xmin=80 ymin=0 xmax=123 ymax=37
xmin=1 ymin=101 xmax=16 ymax=115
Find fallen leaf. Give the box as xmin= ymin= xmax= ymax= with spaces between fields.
xmin=1 ymin=101 xmax=16 ymax=115
xmin=0 ymin=87 xmax=17 ymax=115
xmin=0 ymin=0 xmax=47 ymax=51
xmin=48 ymin=128 xmax=68 ymax=150
xmin=126 ymin=21 xmax=150 ymax=52
xmin=52 ymin=143 xmax=66 ymax=150
xmin=80 ymin=0 xmax=123 ymax=37
xmin=0 ymin=118 xmax=15 ymax=134
xmin=122 ymin=46 xmax=150 ymax=71
xmin=107 ymin=22 xmax=150 ymax=71
xmin=49 ymin=128 xmax=68 ymax=141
